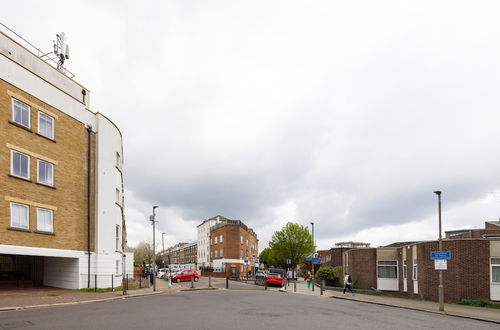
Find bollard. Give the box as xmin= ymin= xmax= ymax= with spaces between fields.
xmin=265 ymin=281 xmax=268 ymax=290
xmin=321 ymin=280 xmax=324 ymax=295
xmin=191 ymin=275 xmax=194 ymax=288
xmin=209 ymin=274 xmax=212 ymax=288
xmin=226 ymin=277 xmax=229 ymax=289
xmin=126 ymin=274 xmax=129 ymax=291
xmin=112 ymin=274 xmax=114 ymax=292
xmin=95 ymin=274 xmax=97 ymax=292
xmin=294 ymin=280 xmax=297 ymax=292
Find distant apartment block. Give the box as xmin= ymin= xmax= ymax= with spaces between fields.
xmin=210 ymin=219 xmax=259 ymax=277
xmin=0 ymin=28 xmax=133 ymax=289
xmin=161 ymin=242 xmax=197 ymax=269
xmin=197 ymin=215 xmax=231 ymax=268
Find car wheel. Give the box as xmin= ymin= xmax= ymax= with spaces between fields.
xmin=194 ymin=277 xmax=199 ymax=282
xmin=176 ymin=278 xmax=181 ymax=283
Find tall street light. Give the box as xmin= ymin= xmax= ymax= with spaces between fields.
xmin=310 ymin=222 xmax=315 ymax=292
xmin=150 ymin=206 xmax=159 ymax=291
xmin=162 ymin=232 xmax=166 ymax=269
xmin=433 ymin=191 xmax=444 ymax=312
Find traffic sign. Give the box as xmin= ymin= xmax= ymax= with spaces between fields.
xmin=431 ymin=251 xmax=451 ymax=260
xmin=313 ymin=261 xmax=321 ymax=264
xmin=434 ymin=259 xmax=447 ymax=270
xmin=306 ymin=257 xmax=321 ymax=261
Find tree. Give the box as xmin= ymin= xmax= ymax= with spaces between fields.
xmin=131 ymin=241 xmax=154 ymax=266
xmin=259 ymin=248 xmax=274 ymax=268
xmin=268 ymin=222 xmax=314 ymax=277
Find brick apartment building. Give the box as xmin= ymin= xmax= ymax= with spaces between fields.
xmin=209 ymin=219 xmax=258 ymax=277
xmin=161 ymin=242 xmax=197 ymax=269
xmin=0 ymin=28 xmax=133 ymax=289
xmin=336 ymin=221 xmax=500 ymax=302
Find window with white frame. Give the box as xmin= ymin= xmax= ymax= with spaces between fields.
xmin=241 ymin=235 xmax=243 ymax=244
xmin=215 ymin=250 xmax=218 ymax=258
xmin=220 ymin=234 xmax=223 ymax=243
xmin=11 ymin=150 xmax=30 ymax=179
xmin=412 ymin=258 xmax=418 ymax=280
xmin=10 ymin=202 xmax=29 ymax=229
xmin=403 ymin=260 xmax=407 ymax=279
xmin=491 ymin=258 xmax=500 ymax=283
xmin=37 ymin=208 xmax=53 ymax=232
xmin=214 ymin=236 xmax=218 ymax=244
xmin=38 ymin=112 xmax=54 ymax=139
xmin=12 ymin=99 xmax=30 ymax=128
xmin=37 ymin=160 xmax=54 ymax=186
xmin=378 ymin=260 xmax=397 ymax=278
xmin=220 ymin=249 xmax=223 ymax=257
xmin=116 ymin=224 xmax=121 ymax=251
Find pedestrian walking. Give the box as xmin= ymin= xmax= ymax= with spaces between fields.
xmin=166 ymin=271 xmax=172 ymax=288
xmin=343 ymin=273 xmax=354 ymax=295
xmin=306 ymin=271 xmax=312 ymax=289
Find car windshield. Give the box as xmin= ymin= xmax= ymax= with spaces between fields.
xmin=267 ymin=273 xmax=281 ymax=278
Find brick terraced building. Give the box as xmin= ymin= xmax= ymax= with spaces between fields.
xmin=0 ymin=28 xmax=133 ymax=289
xmin=209 ymin=219 xmax=258 ymax=277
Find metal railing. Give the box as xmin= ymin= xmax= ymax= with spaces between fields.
xmin=0 ymin=21 xmax=75 ymax=78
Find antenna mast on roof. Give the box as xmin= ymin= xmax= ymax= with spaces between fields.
xmin=53 ymin=32 xmax=70 ymax=71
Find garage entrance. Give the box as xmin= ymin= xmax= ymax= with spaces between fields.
xmin=0 ymin=254 xmax=44 ymax=289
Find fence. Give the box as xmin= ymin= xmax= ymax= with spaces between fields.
xmin=79 ymin=274 xmax=127 ymax=291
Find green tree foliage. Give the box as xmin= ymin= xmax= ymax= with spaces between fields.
xmin=268 ymin=222 xmax=313 ymax=270
xmin=316 ymin=266 xmax=342 ymax=281
xmin=131 ymin=241 xmax=154 ymax=266
xmin=259 ymin=248 xmax=273 ymax=268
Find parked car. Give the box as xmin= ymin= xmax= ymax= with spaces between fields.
xmin=265 ymin=273 xmax=284 ymax=287
xmin=157 ymin=268 xmax=168 ymax=279
xmin=268 ymin=268 xmax=286 ymax=279
xmin=171 ymin=269 xmax=199 ymax=283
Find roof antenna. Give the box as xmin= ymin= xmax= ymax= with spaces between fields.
xmin=53 ymin=32 xmax=70 ymax=71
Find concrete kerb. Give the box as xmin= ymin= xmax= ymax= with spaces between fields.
xmin=0 ymin=288 xmax=196 ymax=313
xmin=287 ymin=281 xmax=500 ymax=325
xmin=330 ymin=295 xmax=500 ymax=325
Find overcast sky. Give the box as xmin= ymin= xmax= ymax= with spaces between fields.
xmin=4 ymin=1 xmax=500 ymax=251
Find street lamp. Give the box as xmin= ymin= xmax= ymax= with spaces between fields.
xmin=310 ymin=222 xmax=315 ymax=292
xmin=162 ymin=232 xmax=166 ymax=269
xmin=150 ymin=206 xmax=159 ymax=291
xmin=433 ymin=191 xmax=444 ymax=312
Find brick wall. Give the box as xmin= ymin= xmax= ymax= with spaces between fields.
xmin=347 ymin=248 xmax=376 ymax=289
xmin=0 ymin=79 xmax=94 ymax=252
xmin=416 ymin=240 xmax=490 ymax=302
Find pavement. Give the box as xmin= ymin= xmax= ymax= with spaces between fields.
xmin=283 ymin=278 xmax=500 ymax=324
xmin=1 ymin=277 xmax=499 ymax=325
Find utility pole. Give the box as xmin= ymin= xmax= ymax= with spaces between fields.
xmin=208 ymin=234 xmax=212 ymax=287
xmin=434 ymin=191 xmax=444 ymax=311
xmin=162 ymin=232 xmax=166 ymax=270
xmin=150 ymin=206 xmax=159 ymax=291
xmin=310 ymin=222 xmax=315 ymax=292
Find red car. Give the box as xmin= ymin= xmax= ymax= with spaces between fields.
xmin=265 ymin=273 xmax=284 ymax=287
xmin=171 ymin=269 xmax=199 ymax=283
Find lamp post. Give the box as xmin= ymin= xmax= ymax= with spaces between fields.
xmin=433 ymin=191 xmax=444 ymax=312
xmin=150 ymin=206 xmax=159 ymax=291
xmin=310 ymin=222 xmax=315 ymax=292
xmin=162 ymin=232 xmax=166 ymax=270
xmin=208 ymin=234 xmax=212 ymax=287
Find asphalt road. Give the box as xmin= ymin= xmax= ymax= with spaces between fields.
xmin=0 ymin=290 xmax=497 ymax=330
